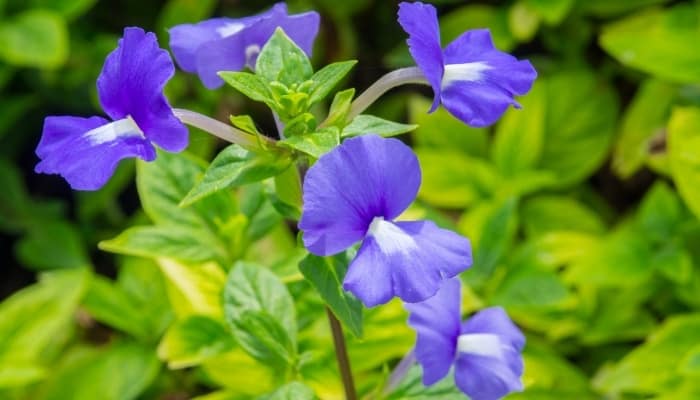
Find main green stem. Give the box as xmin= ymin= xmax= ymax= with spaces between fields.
xmin=327 ymin=307 xmax=358 ymax=400
xmin=172 ymin=108 xmax=274 ymax=149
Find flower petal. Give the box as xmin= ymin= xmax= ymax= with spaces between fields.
xmin=242 ymin=3 xmax=320 ymax=64
xmin=397 ymin=1 xmax=444 ymax=112
xmin=440 ymin=29 xmax=537 ymax=127
xmin=97 ymin=27 xmax=188 ymax=152
xmin=343 ymin=220 xmax=470 ymax=306
xmin=169 ymin=18 xmax=250 ymax=73
xmin=454 ymin=351 xmax=523 ymax=400
xmin=35 ymin=116 xmax=156 ymax=190
xmin=461 ymin=307 xmax=525 ymax=351
xmin=299 ymin=135 xmax=420 ymax=256
xmin=183 ymin=3 xmax=320 ymax=89
xmin=405 ymin=278 xmax=462 ymax=385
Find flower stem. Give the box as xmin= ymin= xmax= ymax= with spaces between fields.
xmin=172 ymin=108 xmax=273 ymax=150
xmin=327 ymin=307 xmax=357 ymax=400
xmin=347 ymin=67 xmax=427 ymax=120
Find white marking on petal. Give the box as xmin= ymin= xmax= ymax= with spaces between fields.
xmin=83 ymin=116 xmax=144 ymax=145
xmin=216 ymin=22 xmax=245 ymax=38
xmin=367 ymin=217 xmax=417 ymax=255
xmin=442 ymin=62 xmax=491 ymax=88
xmin=457 ymin=333 xmax=503 ymax=358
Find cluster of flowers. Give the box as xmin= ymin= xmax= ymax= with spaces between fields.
xmin=35 ymin=2 xmax=535 ymax=399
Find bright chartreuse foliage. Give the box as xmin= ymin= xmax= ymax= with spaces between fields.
xmin=2 ymin=0 xmax=700 ymax=399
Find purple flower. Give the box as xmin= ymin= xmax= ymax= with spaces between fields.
xmin=398 ymin=1 xmax=537 ymax=127
xmin=299 ymin=135 xmax=472 ymax=307
xmin=169 ymin=3 xmax=320 ymax=89
xmin=406 ymin=278 xmax=525 ymax=400
xmin=35 ymin=27 xmax=187 ymax=191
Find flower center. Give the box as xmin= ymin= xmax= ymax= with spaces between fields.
xmin=441 ymin=62 xmax=491 ymax=88
xmin=367 ymin=217 xmax=417 ymax=255
xmin=457 ymin=333 xmax=503 ymax=358
xmin=83 ymin=115 xmax=145 ymax=145
xmin=245 ymin=44 xmax=261 ymax=67
xmin=216 ymin=22 xmax=245 ymax=38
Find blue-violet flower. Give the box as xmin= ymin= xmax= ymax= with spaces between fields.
xmin=406 ymin=278 xmax=525 ymax=400
xmin=169 ymin=2 xmax=320 ymax=89
xmin=398 ymin=1 xmax=537 ymax=127
xmin=35 ymin=27 xmax=187 ymax=190
xmin=299 ymin=134 xmax=472 ymax=307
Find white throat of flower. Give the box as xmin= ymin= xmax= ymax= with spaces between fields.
xmin=442 ymin=62 xmax=491 ymax=88
xmin=245 ymin=44 xmax=261 ymax=68
xmin=367 ymin=217 xmax=417 ymax=255
xmin=83 ymin=115 xmax=144 ymax=145
xmin=457 ymin=333 xmax=503 ymax=359
xmin=216 ymin=22 xmax=245 ymax=38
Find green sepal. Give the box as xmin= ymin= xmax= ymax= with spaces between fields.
xmin=342 ymin=114 xmax=417 ymax=137
xmin=181 ymin=144 xmax=293 ymax=207
xmin=308 ymin=60 xmax=357 ymax=105
xmin=255 ymin=28 xmax=313 ymax=86
xmin=278 ymin=127 xmax=340 ymax=159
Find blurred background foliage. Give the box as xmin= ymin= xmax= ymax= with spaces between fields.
xmin=1 ymin=0 xmax=700 ymax=399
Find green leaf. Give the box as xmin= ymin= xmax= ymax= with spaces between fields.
xmin=99 ymin=225 xmax=230 ymax=265
xmin=136 ymin=150 xmax=237 ymax=229
xmin=28 ymin=0 xmax=97 ymax=20
xmin=565 ymin=226 xmax=654 ymax=288
xmin=342 ymin=115 xmax=417 ymax=138
xmin=181 ymin=145 xmax=292 ymax=206
xmin=599 ymin=4 xmax=700 ymax=83
xmin=157 ymin=315 xmax=235 ymax=369
xmin=491 ymin=268 xmax=569 ymax=308
xmin=230 ymin=115 xmax=263 ymax=136
xmin=200 ymin=349 xmax=276 ymax=395
xmin=0 ymin=269 xmax=88 ymax=365
xmin=637 ymin=182 xmax=684 ymax=241
xmin=256 ymin=28 xmax=313 ymax=86
xmin=15 ymin=220 xmax=90 ymax=270
xmin=219 ymin=71 xmax=274 ymax=105
xmin=0 ymin=364 xmax=45 ymax=388
xmin=538 ymin=71 xmax=618 ymax=186
xmin=233 ymin=311 xmax=297 ymax=367
xmin=521 ymin=195 xmax=605 ymax=237
xmin=279 ymin=127 xmax=340 ymax=158
xmin=299 ymin=253 xmax=363 ymax=338
xmin=409 ymin=96 xmax=488 ymax=158
xmin=652 ymin=241 xmax=693 ymax=284
xmin=594 ymin=314 xmax=700 ymax=395
xmin=273 ymin=165 xmax=302 ymax=214
xmin=0 ymin=10 xmax=68 ymax=68
xmin=417 ymin=149 xmax=499 ymax=208
xmin=157 ymin=0 xmax=216 ymax=33
xmin=261 ymin=382 xmax=317 ymax=400
xmin=82 ymin=276 xmax=152 ymax=339
xmin=158 ymin=258 xmax=227 ymax=319
xmin=492 ymin=82 xmax=546 ymax=177
xmin=524 ymin=0 xmax=574 ymax=24
xmin=463 ymin=198 xmax=519 ymax=287
xmin=35 ymin=342 xmax=160 ymax=400
xmin=440 ymin=5 xmax=515 ymax=51
xmin=613 ymin=79 xmax=676 ymax=178
xmin=508 ymin=1 xmax=540 ymax=42
xmin=324 ymin=88 xmax=355 ymax=128
xmin=308 ymin=60 xmax=357 ymax=105
xmin=223 ymin=262 xmax=297 ymax=366
xmin=580 ymin=0 xmax=670 ymax=16
xmin=385 ymin=364 xmax=462 ymax=399
xmin=668 ymin=107 xmax=700 ymax=220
